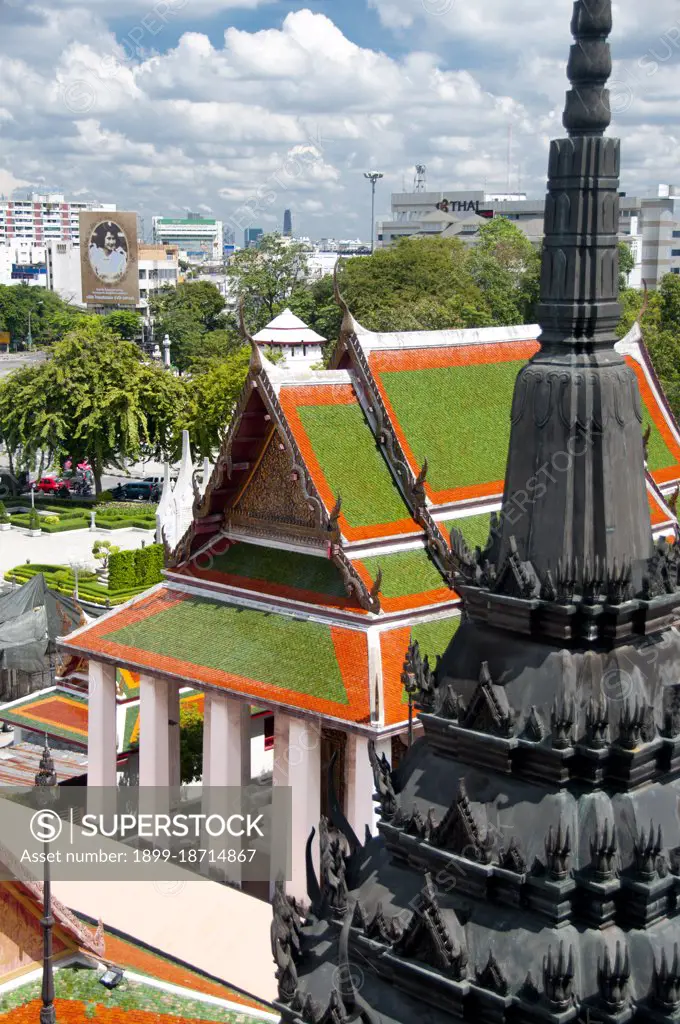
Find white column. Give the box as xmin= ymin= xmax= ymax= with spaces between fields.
xmin=88 ymin=661 xmax=117 ymax=788
xmin=203 ymin=692 xmax=249 ymax=885
xmin=272 ymin=713 xmax=321 ymax=906
xmin=345 ymin=733 xmax=375 ymax=841
xmin=205 ymin=692 xmax=244 ymax=788
xmin=168 ymin=682 xmax=181 ymax=792
xmin=139 ymin=674 xmax=170 ymax=789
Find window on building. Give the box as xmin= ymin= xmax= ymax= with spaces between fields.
xmin=672 ymin=268 xmax=680 ymax=275
xmin=672 ymin=250 xmax=680 ymax=257
xmin=673 ymin=231 xmax=680 ymax=238
xmin=139 ymin=269 xmax=146 ymax=279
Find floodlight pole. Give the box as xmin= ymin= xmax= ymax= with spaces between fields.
xmin=364 ymin=172 xmax=384 ymax=253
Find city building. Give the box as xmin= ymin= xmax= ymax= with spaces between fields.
xmin=0 ymin=192 xmax=115 ymax=247
xmin=245 ymin=227 xmax=264 ymax=248
xmin=378 ymin=187 xmax=680 ymax=288
xmin=152 ymin=215 xmax=223 ymax=262
xmin=276 ymin=4 xmax=680 ymax=1021
xmin=137 ymin=243 xmax=180 ymax=313
xmin=283 ymin=210 xmax=292 ymax=237
xmin=0 ymin=242 xmax=47 ymax=288
xmin=45 ymin=240 xmax=82 ymax=305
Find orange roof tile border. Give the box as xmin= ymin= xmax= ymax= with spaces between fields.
xmin=625 ymin=354 xmax=680 ymax=486
xmin=0 ymin=1001 xmax=266 ymax=1024
xmin=63 ymin=589 xmax=375 ymax=724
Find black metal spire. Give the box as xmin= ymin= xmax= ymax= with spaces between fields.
xmin=496 ymin=0 xmax=652 ymax=577
xmin=563 ymin=0 xmax=612 ymax=137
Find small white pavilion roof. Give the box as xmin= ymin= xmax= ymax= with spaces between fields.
xmin=252 ymin=308 xmax=326 ymax=346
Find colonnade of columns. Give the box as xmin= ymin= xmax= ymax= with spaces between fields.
xmin=87 ymin=661 xmax=390 ymax=903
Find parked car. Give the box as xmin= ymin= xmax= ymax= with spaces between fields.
xmin=112 ymin=481 xmax=159 ymax=501
xmin=31 ymin=477 xmax=67 ymax=494
xmin=144 ymin=475 xmax=177 ymax=489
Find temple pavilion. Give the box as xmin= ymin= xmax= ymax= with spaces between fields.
xmin=267 ymin=3 xmax=680 ymax=1023
xmin=59 ymin=274 xmax=680 ymax=905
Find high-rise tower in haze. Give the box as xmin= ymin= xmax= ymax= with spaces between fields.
xmin=283 ymin=209 xmax=292 ymax=237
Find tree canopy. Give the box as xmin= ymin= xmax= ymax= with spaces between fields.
xmin=0 ymin=284 xmax=86 ymax=347
xmin=0 ymin=321 xmax=188 ymax=491
xmin=149 ymin=280 xmax=232 ymax=372
xmin=227 ymin=232 xmax=309 ymax=331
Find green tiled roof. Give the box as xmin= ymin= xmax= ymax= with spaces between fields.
xmin=103 ymin=596 xmax=348 ymax=703
xmin=642 ymin=405 xmax=675 ymax=471
xmin=402 ymin=613 xmax=460 ymax=702
xmin=297 ymin=401 xmax=408 ymax=528
xmin=208 ymin=543 xmax=346 ymax=596
xmin=0 ymin=968 xmax=263 ymax=1022
xmin=360 ymin=547 xmax=445 ymax=598
xmin=443 ymin=512 xmax=493 ymax=552
xmin=412 ymin=613 xmax=460 ymax=661
xmin=380 ymin=361 xmax=524 ymax=491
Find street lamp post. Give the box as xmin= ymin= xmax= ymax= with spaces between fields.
xmin=364 ymin=171 xmax=384 ymax=254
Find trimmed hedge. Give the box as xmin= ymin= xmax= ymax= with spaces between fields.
xmin=108 ymin=544 xmax=164 ymax=592
xmin=109 ymin=549 xmax=137 ymax=591
xmin=3 ymin=563 xmax=149 ymax=607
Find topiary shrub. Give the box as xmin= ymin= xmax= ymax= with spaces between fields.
xmin=43 ymin=515 xmax=59 ymax=525
xmin=0 ymin=501 xmax=9 ymax=524
xmin=97 ymin=490 xmax=115 ymax=503
xmin=108 ymin=549 xmax=137 ymax=591
xmin=134 ymin=543 xmax=165 ymax=587
xmin=28 ymin=509 xmax=41 ymax=531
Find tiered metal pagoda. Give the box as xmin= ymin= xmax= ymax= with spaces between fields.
xmin=270 ymin=2 xmax=680 ymax=1022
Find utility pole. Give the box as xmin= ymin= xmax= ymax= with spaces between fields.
xmin=35 ymin=738 xmax=58 ymax=1024
xmin=364 ymin=172 xmax=384 ymax=253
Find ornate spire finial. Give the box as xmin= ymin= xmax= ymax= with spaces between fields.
xmin=35 ymin=734 xmax=57 ymax=788
xmin=333 ymin=259 xmax=354 ymax=339
xmin=563 ymin=0 xmax=613 ymax=137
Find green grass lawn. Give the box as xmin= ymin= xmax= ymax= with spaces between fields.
xmin=297 ymin=401 xmax=409 ymax=528
xmin=104 ymin=596 xmax=349 ymax=703
xmin=360 ymin=547 xmax=446 ymax=598
xmin=379 ymin=360 xmax=526 ymax=492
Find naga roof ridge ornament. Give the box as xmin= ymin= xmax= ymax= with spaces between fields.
xmin=238 ymin=295 xmax=263 ymax=375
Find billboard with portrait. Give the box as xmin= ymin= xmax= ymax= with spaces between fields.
xmin=79 ymin=211 xmax=139 ymax=306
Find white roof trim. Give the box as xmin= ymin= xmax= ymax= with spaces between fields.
xmin=351 ymin=317 xmax=542 ymax=353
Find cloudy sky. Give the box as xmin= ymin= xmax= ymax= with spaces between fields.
xmin=1 ymin=0 xmax=679 ymax=241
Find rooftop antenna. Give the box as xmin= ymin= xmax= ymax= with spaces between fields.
xmin=414 ymin=164 xmax=427 ymax=193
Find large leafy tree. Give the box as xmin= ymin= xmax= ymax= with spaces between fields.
xmin=227 ymin=233 xmax=309 ymax=331
xmin=619 ymin=275 xmax=680 ymax=419
xmin=149 ymin=280 xmax=230 ymax=372
xmin=0 ymin=284 xmax=86 ymax=347
xmin=467 ymin=217 xmax=541 ymax=325
xmin=182 ymin=346 xmax=251 ymax=458
xmin=0 ymin=321 xmax=188 ymax=492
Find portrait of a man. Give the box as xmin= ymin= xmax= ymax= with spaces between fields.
xmin=87 ymin=220 xmax=129 ymax=284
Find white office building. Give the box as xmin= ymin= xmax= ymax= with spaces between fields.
xmin=0 ymin=193 xmax=116 ymax=247
xmin=152 ymin=215 xmax=223 ymax=262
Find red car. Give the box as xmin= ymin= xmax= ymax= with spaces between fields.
xmin=32 ymin=477 xmax=66 ymax=494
